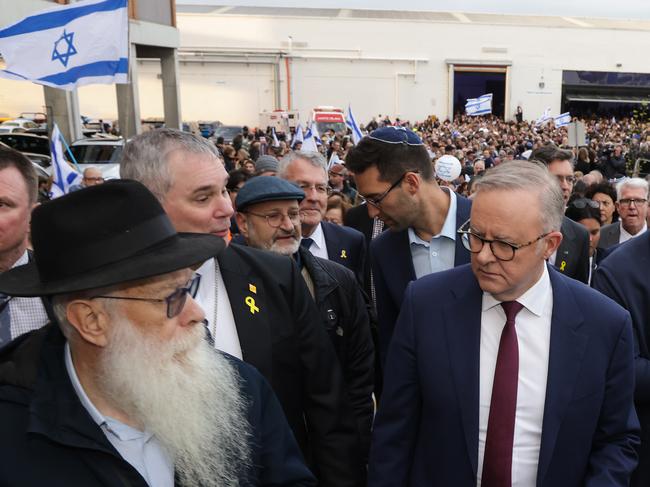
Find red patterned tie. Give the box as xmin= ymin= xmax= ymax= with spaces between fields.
xmin=482 ymin=301 xmax=524 ymax=487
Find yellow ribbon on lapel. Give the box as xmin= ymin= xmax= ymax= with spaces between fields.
xmin=245 ymin=296 xmax=260 ymax=314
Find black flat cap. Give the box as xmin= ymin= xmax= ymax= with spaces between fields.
xmin=235 ymin=176 xmax=305 ymax=211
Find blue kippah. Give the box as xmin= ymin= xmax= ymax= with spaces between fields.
xmin=368 ymin=126 xmax=424 ymax=146
xmin=235 ymin=176 xmax=305 ymax=211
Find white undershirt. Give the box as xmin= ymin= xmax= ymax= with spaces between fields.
xmin=195 ymin=258 xmax=242 ymax=359
xmin=477 ymin=264 xmax=552 ymax=487
xmin=302 ymin=221 xmax=329 ymax=260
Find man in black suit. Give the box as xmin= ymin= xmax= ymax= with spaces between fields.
xmin=234 ymin=176 xmax=374 ymax=469
xmin=345 ymin=127 xmax=472 ymax=365
xmin=279 ymin=151 xmax=367 ymax=287
xmin=120 ymin=129 xmax=363 ymax=487
xmin=529 ymin=145 xmax=590 ymax=284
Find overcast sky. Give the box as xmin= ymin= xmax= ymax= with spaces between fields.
xmin=177 ymin=0 xmax=650 ymax=20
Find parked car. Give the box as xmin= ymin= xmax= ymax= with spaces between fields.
xmin=0 ymin=118 xmax=39 ymax=134
xmin=69 ymin=137 xmax=124 ymax=180
xmin=0 ymin=133 xmax=49 ymax=156
xmin=213 ymin=125 xmax=243 ymax=144
xmin=198 ymin=121 xmax=221 ymax=138
xmin=0 ymin=141 xmax=50 ymax=177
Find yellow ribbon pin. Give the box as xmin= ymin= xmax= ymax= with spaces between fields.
xmin=340 ymin=250 xmax=347 ymax=259
xmin=559 ymin=261 xmax=567 ymax=271
xmin=245 ymin=296 xmax=260 ymax=314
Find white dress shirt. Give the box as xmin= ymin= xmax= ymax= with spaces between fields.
xmin=619 ymin=222 xmax=647 ymax=243
xmin=477 ymin=265 xmax=553 ymax=487
xmin=302 ymin=222 xmax=329 ymax=260
xmin=195 ymin=258 xmax=242 ymax=359
xmin=6 ymin=250 xmax=49 ymax=339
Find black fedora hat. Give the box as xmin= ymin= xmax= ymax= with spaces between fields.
xmin=0 ymin=180 xmax=224 ymax=296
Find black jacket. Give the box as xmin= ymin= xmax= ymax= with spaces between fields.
xmin=0 ymin=325 xmax=315 ymax=486
xmin=298 ymin=247 xmax=375 ymax=463
xmin=217 ymin=244 xmax=364 ymax=487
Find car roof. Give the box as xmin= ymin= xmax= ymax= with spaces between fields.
xmin=71 ymin=137 xmax=123 ymax=146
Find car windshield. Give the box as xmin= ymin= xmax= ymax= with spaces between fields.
xmin=0 ymin=135 xmax=49 ymax=155
xmin=70 ymin=144 xmax=122 ymax=164
xmin=215 ymin=126 xmax=242 ymax=138
xmin=316 ymin=121 xmax=347 ymax=134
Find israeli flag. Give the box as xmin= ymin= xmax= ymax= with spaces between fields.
xmin=554 ymin=112 xmax=571 ymax=127
xmin=50 ymin=124 xmax=82 ymax=199
xmin=465 ymin=94 xmax=492 ymax=116
xmin=328 ymin=152 xmax=343 ymax=171
xmin=0 ymin=0 xmax=128 ymax=90
xmin=302 ymin=124 xmax=319 ymax=152
xmin=345 ymin=105 xmax=363 ymax=145
xmin=292 ymin=123 xmax=304 ymax=149
xmin=536 ymin=107 xmax=552 ymax=126
xmin=271 ymin=127 xmax=280 ymax=147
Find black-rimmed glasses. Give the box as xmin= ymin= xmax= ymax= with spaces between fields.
xmin=457 ymin=220 xmax=550 ymax=262
xmin=245 ymin=210 xmax=303 ymax=228
xmin=364 ymin=170 xmax=418 ymax=208
xmin=91 ymin=274 xmax=201 ymax=318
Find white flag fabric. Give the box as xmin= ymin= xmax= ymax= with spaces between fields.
xmin=50 ymin=124 xmax=82 ymax=198
xmin=0 ymin=0 xmax=128 ymax=90
xmin=465 ymin=94 xmax=492 ymax=116
xmin=302 ymin=124 xmax=319 ymax=152
xmin=328 ymin=153 xmax=343 ymax=171
xmin=536 ymin=107 xmax=552 ymax=126
xmin=292 ymin=123 xmax=304 ymax=148
xmin=271 ymin=127 xmax=280 ymax=147
xmin=346 ymin=105 xmax=363 ymax=145
xmin=554 ymin=112 xmax=571 ymax=127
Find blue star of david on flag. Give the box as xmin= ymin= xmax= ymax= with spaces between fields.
xmin=51 ymin=29 xmax=77 ymax=67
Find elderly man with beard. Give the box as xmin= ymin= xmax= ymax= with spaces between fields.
xmin=0 ymin=181 xmax=315 ymax=487
xmin=234 ymin=176 xmax=375 ymax=468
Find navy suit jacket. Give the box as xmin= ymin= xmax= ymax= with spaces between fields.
xmin=370 ymin=195 xmax=471 ymax=365
xmin=321 ymin=221 xmax=367 ymax=287
xmin=593 ymin=231 xmax=650 ymax=486
xmin=369 ymin=264 xmax=640 ymax=487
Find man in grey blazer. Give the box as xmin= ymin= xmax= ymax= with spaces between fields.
xmin=599 ymin=178 xmax=648 ymax=249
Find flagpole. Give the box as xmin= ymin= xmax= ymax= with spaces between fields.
xmin=57 ymin=127 xmax=82 ymax=172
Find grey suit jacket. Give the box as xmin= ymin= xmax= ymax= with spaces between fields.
xmin=600 ymin=222 xmax=621 ymax=249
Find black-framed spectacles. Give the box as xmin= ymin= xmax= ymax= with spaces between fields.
xmin=364 ymin=170 xmax=418 ymax=209
xmin=91 ymin=274 xmax=201 ymax=319
xmin=457 ymin=220 xmax=550 ymax=262
xmin=245 ymin=210 xmax=303 ymax=228
xmin=619 ymin=198 xmax=648 ymax=207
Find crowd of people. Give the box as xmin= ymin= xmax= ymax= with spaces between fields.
xmin=0 ymin=110 xmax=649 ymax=486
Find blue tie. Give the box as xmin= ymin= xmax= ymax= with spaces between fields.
xmin=301 ymin=238 xmax=314 ymax=250
xmin=0 ymin=293 xmax=12 ymax=347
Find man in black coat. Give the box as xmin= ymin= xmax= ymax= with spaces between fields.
xmin=0 ymin=181 xmax=315 ymax=486
xmin=234 ymin=176 xmax=374 ymax=473
xmin=120 ymin=129 xmax=362 ymax=486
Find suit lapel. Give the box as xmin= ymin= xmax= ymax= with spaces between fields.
xmin=442 ymin=273 xmax=483 ymax=476
xmin=555 ymin=218 xmax=575 ymax=274
xmin=454 ymin=196 xmax=472 ymax=266
xmin=217 ymin=248 xmax=273 ymax=380
xmin=322 ymin=222 xmax=347 ymax=267
xmin=537 ymin=268 xmax=588 ymax=484
xmin=386 ymin=230 xmax=416 ymax=302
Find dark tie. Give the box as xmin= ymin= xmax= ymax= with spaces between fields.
xmin=0 ymin=293 xmax=12 ymax=347
xmin=482 ymin=300 xmax=524 ymax=487
xmin=300 ymin=237 xmax=314 ymax=250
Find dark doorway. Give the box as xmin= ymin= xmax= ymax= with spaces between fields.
xmin=453 ymin=71 xmax=506 ymax=118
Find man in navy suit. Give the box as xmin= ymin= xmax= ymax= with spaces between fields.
xmin=593 ymin=231 xmax=650 ymax=487
xmin=369 ymin=162 xmax=639 ymax=486
xmin=279 ymin=151 xmax=367 ymax=287
xmin=346 ymin=127 xmax=471 ymax=365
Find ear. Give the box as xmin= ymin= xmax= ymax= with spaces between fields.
xmin=542 ymin=231 xmax=563 ymax=260
xmin=65 ymin=299 xmax=111 ymax=348
xmin=403 ymin=171 xmax=421 ymax=194
xmin=235 ymin=212 xmax=249 ymax=239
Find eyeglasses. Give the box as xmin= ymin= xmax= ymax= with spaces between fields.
xmin=364 ymin=170 xmax=418 ymax=209
xmin=619 ymin=198 xmax=648 ymax=207
xmin=296 ymin=182 xmax=332 ymax=196
xmin=457 ymin=220 xmax=550 ymax=262
xmin=83 ymin=177 xmax=104 ymax=183
xmin=570 ymin=199 xmax=600 ymax=209
xmin=90 ymin=274 xmax=201 ymax=319
xmin=555 ymin=175 xmax=576 ymax=184
xmin=245 ymin=210 xmax=303 ymax=228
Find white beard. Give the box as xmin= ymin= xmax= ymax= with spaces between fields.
xmin=97 ymin=311 xmax=251 ymax=486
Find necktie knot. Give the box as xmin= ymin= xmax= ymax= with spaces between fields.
xmin=300 ymin=237 xmax=314 ymax=250
xmin=501 ymin=300 xmax=524 ymax=323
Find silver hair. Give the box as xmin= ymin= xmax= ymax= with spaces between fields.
xmin=278 ymin=150 xmax=327 ymax=178
xmin=51 ymin=285 xmax=120 ymax=339
xmin=119 ymin=128 xmax=222 ymax=202
xmin=616 ymin=177 xmax=649 ymax=200
xmin=473 ymin=161 xmax=565 ymax=232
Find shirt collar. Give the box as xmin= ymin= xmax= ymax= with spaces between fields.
xmin=13 ymin=250 xmax=29 ymax=268
xmin=481 ymin=263 xmax=551 ymax=317
xmin=304 ymin=221 xmax=326 ymax=250
xmin=620 ymin=222 xmax=647 ymax=240
xmin=408 ymin=188 xmax=458 ymax=246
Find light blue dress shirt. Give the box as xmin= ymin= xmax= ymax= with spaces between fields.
xmin=408 ymin=188 xmax=458 ymax=279
xmin=64 ymin=343 xmax=174 ymax=487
